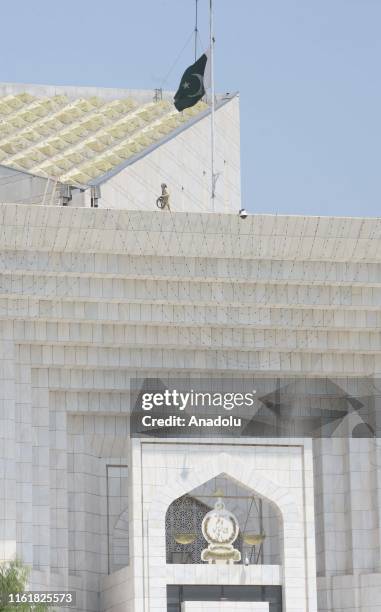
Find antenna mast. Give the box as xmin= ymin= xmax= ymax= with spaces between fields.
xmin=194 ymin=0 xmax=199 ymax=61
xmin=210 ymin=0 xmax=216 ymax=210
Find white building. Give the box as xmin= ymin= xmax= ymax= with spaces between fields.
xmin=0 ymin=82 xmax=380 ymax=612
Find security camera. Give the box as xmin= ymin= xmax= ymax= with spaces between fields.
xmin=239 ymin=208 xmax=248 ymax=219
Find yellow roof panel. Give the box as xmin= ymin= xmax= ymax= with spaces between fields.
xmin=0 ymin=91 xmax=209 ymax=185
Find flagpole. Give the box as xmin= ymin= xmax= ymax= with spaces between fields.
xmin=194 ymin=0 xmax=198 ymax=61
xmin=210 ymin=0 xmax=216 ymax=211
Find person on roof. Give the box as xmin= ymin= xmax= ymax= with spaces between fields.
xmin=156 ymin=183 xmax=170 ymax=211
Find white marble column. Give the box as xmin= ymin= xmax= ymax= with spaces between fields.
xmin=15 ymin=344 xmax=33 ymax=565
xmin=0 ymin=321 xmax=16 ymax=561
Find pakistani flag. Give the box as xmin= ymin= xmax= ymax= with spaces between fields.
xmin=174 ymin=50 xmax=211 ymax=112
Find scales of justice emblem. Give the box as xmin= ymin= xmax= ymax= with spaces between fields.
xmin=201 ymin=498 xmax=241 ymax=564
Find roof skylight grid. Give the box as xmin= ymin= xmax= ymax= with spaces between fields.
xmin=0 ymin=91 xmax=209 ymax=186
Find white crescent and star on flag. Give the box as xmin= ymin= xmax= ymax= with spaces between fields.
xmin=182 ymin=74 xmax=204 ymax=97
xmin=174 ymin=49 xmax=211 ymax=111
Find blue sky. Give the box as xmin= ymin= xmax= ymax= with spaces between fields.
xmin=1 ymin=0 xmax=380 ymax=216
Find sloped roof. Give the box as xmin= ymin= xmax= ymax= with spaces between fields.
xmin=0 ymin=88 xmax=208 ymax=186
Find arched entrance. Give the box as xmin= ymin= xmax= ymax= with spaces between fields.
xmin=129 ymin=439 xmax=317 ymax=612
xmin=165 ymin=473 xmax=282 ymax=567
